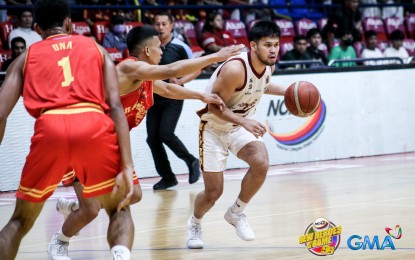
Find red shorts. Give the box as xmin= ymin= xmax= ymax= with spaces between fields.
xmin=17 ymin=108 xmax=125 ymax=202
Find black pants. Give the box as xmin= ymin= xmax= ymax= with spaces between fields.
xmin=146 ymin=98 xmax=195 ymax=180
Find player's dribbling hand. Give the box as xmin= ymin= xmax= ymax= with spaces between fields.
xmin=112 ymin=168 xmax=134 ymax=212
xmin=214 ymin=44 xmax=245 ymax=62
xmin=241 ymin=118 xmax=267 ymax=138
xmin=202 ymin=93 xmax=225 ymax=111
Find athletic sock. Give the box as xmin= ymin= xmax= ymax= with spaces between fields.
xmin=190 ymin=214 xmax=202 ymax=224
xmin=231 ymin=197 xmax=247 ymax=214
xmin=57 ymin=229 xmax=71 ymax=243
xmin=111 ymin=245 xmax=131 ymax=260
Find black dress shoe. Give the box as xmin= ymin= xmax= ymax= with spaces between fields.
xmin=188 ymin=158 xmax=201 ymax=184
xmin=153 ymin=178 xmax=178 ymax=190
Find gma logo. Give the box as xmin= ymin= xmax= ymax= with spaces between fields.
xmin=347 ymin=235 xmax=395 ymax=250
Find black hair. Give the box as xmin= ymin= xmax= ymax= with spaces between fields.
xmin=248 ymin=20 xmax=281 ymax=42
xmin=202 ymin=11 xmax=222 ymax=33
xmin=126 ymin=25 xmax=159 ymax=53
xmin=11 ymin=37 xmax=26 ymax=47
xmin=390 ymin=29 xmax=405 ymax=41
xmin=306 ymin=28 xmax=321 ymax=39
xmin=364 ymin=30 xmax=377 ymax=40
xmin=17 ymin=9 xmax=33 ymax=20
xmin=154 ymin=12 xmax=174 ymax=24
xmin=34 ymin=0 xmax=70 ymax=30
xmin=294 ymin=35 xmax=307 ymax=42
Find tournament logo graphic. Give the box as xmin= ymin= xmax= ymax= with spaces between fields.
xmin=299 ymin=217 xmax=342 ymax=256
xmin=266 ymin=100 xmax=326 ymax=151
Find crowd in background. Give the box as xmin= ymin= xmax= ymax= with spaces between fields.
xmin=0 ymin=0 xmax=415 ymax=71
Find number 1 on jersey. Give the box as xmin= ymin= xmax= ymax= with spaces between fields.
xmin=58 ymin=56 xmax=74 ymax=87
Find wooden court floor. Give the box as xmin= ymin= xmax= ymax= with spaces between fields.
xmin=1 ymin=153 xmax=415 ymax=259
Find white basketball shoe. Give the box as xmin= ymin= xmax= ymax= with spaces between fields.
xmin=224 ymin=207 xmax=255 ymax=241
xmin=186 ymin=217 xmax=204 ymax=249
xmin=47 ymin=233 xmax=71 ymax=260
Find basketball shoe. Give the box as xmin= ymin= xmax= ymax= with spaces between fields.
xmin=224 ymin=207 xmax=255 ymax=241
xmin=47 ymin=233 xmax=71 ymax=260
xmin=56 ymin=197 xmax=79 ymax=236
xmin=186 ymin=217 xmax=203 ymax=249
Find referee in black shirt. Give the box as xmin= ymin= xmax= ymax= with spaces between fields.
xmin=147 ymin=12 xmax=201 ymax=190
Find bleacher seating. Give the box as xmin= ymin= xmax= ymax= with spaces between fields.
xmin=279 ymin=42 xmax=293 ymax=57
xmin=195 ymin=19 xmax=205 ymax=41
xmin=72 ymin=21 xmax=91 ymax=36
xmin=294 ymin=18 xmax=317 ymax=36
xmin=274 ymin=19 xmax=295 ymax=43
xmin=224 ymin=19 xmax=250 ymax=47
xmin=0 ymin=49 xmax=11 ymax=70
xmin=0 ymin=21 xmax=14 ymax=50
xmin=125 ymin=21 xmax=143 ymax=33
xmin=92 ymin=21 xmax=109 ymax=44
xmin=317 ymin=17 xmax=328 ymax=31
xmin=105 ymin=47 xmax=123 ymax=64
xmin=363 ymin=17 xmax=387 ymax=42
xmin=384 ymin=16 xmax=405 ymax=39
xmin=174 ymin=20 xmax=199 ymax=48
xmin=377 ymin=41 xmax=389 ymax=52
xmin=353 ymin=41 xmax=364 ymax=58
xmin=403 ymin=39 xmax=415 ymax=56
xmin=404 ymin=13 xmax=415 ymax=39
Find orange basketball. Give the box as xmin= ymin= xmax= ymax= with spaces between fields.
xmin=284 ymin=81 xmax=321 ymax=117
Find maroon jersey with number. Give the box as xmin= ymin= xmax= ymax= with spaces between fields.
xmin=23 ymin=34 xmax=109 ymax=118
xmin=118 ymin=57 xmax=154 ymax=130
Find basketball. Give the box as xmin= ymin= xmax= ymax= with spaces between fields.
xmin=284 ymin=81 xmax=321 ymax=117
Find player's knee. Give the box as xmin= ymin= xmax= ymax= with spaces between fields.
xmin=250 ymin=156 xmax=269 ymax=173
xmin=205 ymin=188 xmax=223 ymax=203
xmin=159 ymin=132 xmax=176 ymax=143
xmin=79 ymin=203 xmax=100 ymax=221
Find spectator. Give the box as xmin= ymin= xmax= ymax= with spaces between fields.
xmin=328 ymin=29 xmax=357 ymax=67
xmin=147 ymin=12 xmax=202 ymax=190
xmin=323 ymin=0 xmax=363 ymax=48
xmin=200 ymin=11 xmax=237 ymax=55
xmin=361 ymin=30 xmax=384 ymax=65
xmin=280 ymin=35 xmax=313 ymax=69
xmin=8 ymin=9 xmax=42 ymax=49
xmin=306 ymin=28 xmax=328 ymax=65
xmin=103 ymin=14 xmax=127 ymax=53
xmin=383 ymin=29 xmax=409 ymax=63
xmin=2 ymin=36 xmax=25 ymax=71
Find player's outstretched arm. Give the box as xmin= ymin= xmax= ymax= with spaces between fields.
xmin=120 ymin=44 xmax=245 ymax=82
xmin=208 ymin=60 xmax=266 ymax=137
xmin=0 ymin=53 xmax=25 ymax=144
xmin=153 ymin=80 xmax=225 ymax=110
xmin=100 ymin=47 xmax=134 ymax=211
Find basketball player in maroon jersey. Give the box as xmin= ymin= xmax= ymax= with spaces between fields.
xmin=187 ymin=21 xmax=290 ymax=248
xmin=0 ymin=0 xmax=136 ymax=259
xmin=48 ymin=25 xmax=244 ymax=258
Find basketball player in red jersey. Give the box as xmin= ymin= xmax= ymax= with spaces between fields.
xmin=0 ymin=0 xmax=136 ymax=260
xmin=48 ymin=25 xmax=244 ymax=259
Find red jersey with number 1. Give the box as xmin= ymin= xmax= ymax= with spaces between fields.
xmin=23 ymin=34 xmax=109 ymax=118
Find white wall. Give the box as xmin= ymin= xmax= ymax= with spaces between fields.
xmin=1 ymin=68 xmax=414 ymax=191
